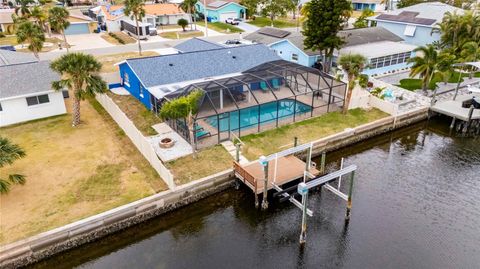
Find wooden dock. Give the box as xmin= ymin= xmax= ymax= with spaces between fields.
xmin=234 ymin=155 xmax=320 ymax=195
xmin=431 ymin=94 xmax=480 ymax=121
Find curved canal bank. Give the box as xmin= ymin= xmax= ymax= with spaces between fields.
xmin=27 ymin=118 xmax=480 ymax=269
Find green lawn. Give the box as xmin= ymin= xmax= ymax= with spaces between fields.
xmin=166 ymin=145 xmax=233 ymax=185
xmin=397 ymin=72 xmax=480 ymax=91
xmin=247 ymin=16 xmax=297 ymax=28
xmin=159 ymin=30 xmax=204 ymax=39
xmin=196 ymin=21 xmax=243 ymax=33
xmin=0 ymin=35 xmax=17 ymax=45
xmin=240 ymin=108 xmax=388 ymax=160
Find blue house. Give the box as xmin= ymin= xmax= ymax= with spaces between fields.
xmin=370 ymin=2 xmax=464 ymax=46
xmin=244 ymin=26 xmax=416 ymax=76
xmin=351 ymin=0 xmax=385 ymax=12
xmin=195 ymin=0 xmax=246 ymax=22
xmin=117 ymin=43 xmax=280 ymax=110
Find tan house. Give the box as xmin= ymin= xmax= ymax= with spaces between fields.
xmin=0 ymin=9 xmax=14 ymax=34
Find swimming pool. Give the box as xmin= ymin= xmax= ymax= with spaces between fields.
xmin=205 ymin=99 xmax=311 ymax=132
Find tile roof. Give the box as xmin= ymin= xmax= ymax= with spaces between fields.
xmin=0 ymin=50 xmax=37 ymax=66
xmin=99 ymin=5 xmax=125 ymax=21
xmin=125 ymin=44 xmax=280 ymax=88
xmin=0 ymin=61 xmax=60 ymax=100
xmin=143 ymin=3 xmax=186 ymax=16
xmin=372 ymin=1 xmax=464 ymax=25
xmin=173 ymin=38 xmax=224 ymax=53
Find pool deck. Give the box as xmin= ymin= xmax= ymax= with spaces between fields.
xmin=234 ymin=155 xmax=320 ymax=194
xmin=431 ymin=94 xmax=480 ymax=122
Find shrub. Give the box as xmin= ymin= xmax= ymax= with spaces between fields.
xmin=177 ymin=18 xmax=188 ymax=31
xmin=108 ymin=32 xmax=125 ymax=44
xmin=358 ymin=74 xmax=369 ymax=88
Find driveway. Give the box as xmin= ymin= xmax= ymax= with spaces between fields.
xmin=57 ymin=33 xmax=114 ymax=52
xmin=237 ymin=22 xmax=259 ymax=33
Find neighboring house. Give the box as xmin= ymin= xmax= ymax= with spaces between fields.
xmin=65 ymin=11 xmax=98 ymax=35
xmin=244 ymin=26 xmax=417 ymax=76
xmin=90 ymin=3 xmax=190 ymax=32
xmin=352 ymin=0 xmax=385 ymax=12
xmin=369 ymin=2 xmax=464 ymax=46
xmin=196 ymin=0 xmax=246 ymax=22
xmin=173 ymin=37 xmax=224 ymax=53
xmin=0 ymin=50 xmax=67 ymax=127
xmin=0 ymin=9 xmax=14 ymax=34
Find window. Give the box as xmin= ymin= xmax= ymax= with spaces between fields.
xmin=123 ymin=72 xmax=130 ymax=86
xmin=26 ymin=94 xmax=50 ymax=106
xmin=62 ymin=90 xmax=69 ymax=98
xmin=139 ymin=83 xmax=144 ymax=98
xmin=0 ymin=102 xmax=2 ymax=112
xmin=404 ymin=25 xmax=416 ymax=37
xmin=291 ymin=53 xmax=299 ymax=62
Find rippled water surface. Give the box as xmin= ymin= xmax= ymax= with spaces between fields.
xmin=31 ymin=119 xmax=480 ymax=269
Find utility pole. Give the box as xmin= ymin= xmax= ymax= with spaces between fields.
xmin=203 ymin=0 xmax=208 ymax=37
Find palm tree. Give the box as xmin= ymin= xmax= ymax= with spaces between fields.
xmin=180 ymin=0 xmax=197 ymax=30
xmin=159 ymin=90 xmax=203 ymax=156
xmin=0 ymin=136 xmax=26 ymax=194
xmin=124 ymin=0 xmax=145 ymax=56
xmin=338 ymin=53 xmax=367 ymax=114
xmin=460 ymin=41 xmax=480 ymax=78
xmin=407 ymin=45 xmax=439 ymax=93
xmin=50 ymin=53 xmax=107 ymax=126
xmin=49 ymin=7 xmax=70 ymax=52
xmin=437 ymin=50 xmax=456 ymax=85
xmin=14 ymin=0 xmax=34 ymax=17
xmin=30 ymin=6 xmax=49 ymax=35
xmin=16 ymin=21 xmax=45 ymax=59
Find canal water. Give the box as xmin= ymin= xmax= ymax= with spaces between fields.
xmin=30 ymin=118 xmax=480 ymax=269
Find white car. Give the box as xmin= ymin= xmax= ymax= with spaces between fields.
xmin=225 ymin=18 xmax=240 ymax=25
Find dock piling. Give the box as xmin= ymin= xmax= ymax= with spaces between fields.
xmin=235 ymin=143 xmax=240 ymax=162
xmin=450 ymin=117 xmax=456 ymax=129
xmin=345 ymin=171 xmax=355 ymax=221
xmin=261 ymin=158 xmax=269 ymax=210
xmin=320 ymin=152 xmax=326 ymax=174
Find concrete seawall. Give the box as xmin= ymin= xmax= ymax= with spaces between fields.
xmin=0 ymin=107 xmax=428 ymax=268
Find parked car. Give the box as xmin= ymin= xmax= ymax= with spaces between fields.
xmin=225 ymin=18 xmax=240 ymax=25
xmin=225 ymin=39 xmax=242 ymax=45
xmin=149 ymin=28 xmax=157 ymax=36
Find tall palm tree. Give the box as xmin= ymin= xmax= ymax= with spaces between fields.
xmin=30 ymin=6 xmax=49 ymax=35
xmin=124 ymin=0 xmax=145 ymax=56
xmin=407 ymin=45 xmax=439 ymax=93
xmin=180 ymin=0 xmax=197 ymax=30
xmin=49 ymin=7 xmax=70 ymax=52
xmin=0 ymin=136 xmax=26 ymax=194
xmin=14 ymin=0 xmax=34 ymax=17
xmin=50 ymin=53 xmax=107 ymax=126
xmin=338 ymin=53 xmax=367 ymax=114
xmin=16 ymin=21 xmax=45 ymax=59
xmin=436 ymin=50 xmax=456 ymax=85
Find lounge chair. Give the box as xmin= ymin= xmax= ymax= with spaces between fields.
xmin=260 ymin=81 xmax=269 ymax=92
xmin=195 ymin=130 xmax=211 ymax=140
xmin=272 ymin=79 xmax=281 ymax=89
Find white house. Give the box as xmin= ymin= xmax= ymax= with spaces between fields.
xmin=0 ymin=50 xmax=66 ymax=127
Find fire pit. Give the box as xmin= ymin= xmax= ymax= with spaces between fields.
xmin=159 ymin=137 xmax=175 ymax=148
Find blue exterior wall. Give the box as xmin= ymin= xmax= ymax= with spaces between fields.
xmin=119 ymin=62 xmax=152 ymax=109
xmin=270 ymin=40 xmax=319 ymax=68
xmin=196 ymin=2 xmax=246 ymax=22
xmin=375 ymin=21 xmax=440 ymax=46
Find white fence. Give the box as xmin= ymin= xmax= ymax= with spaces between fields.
xmin=96 ymin=94 xmax=176 ymax=189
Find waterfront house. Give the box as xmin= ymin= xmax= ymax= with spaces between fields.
xmin=244 ymin=27 xmax=416 ymax=76
xmin=195 ymin=0 xmax=246 ymax=22
xmin=0 ymin=9 xmax=14 ymax=34
xmin=115 ymin=43 xmax=346 ymax=147
xmin=0 ymin=50 xmax=67 ymax=127
xmin=369 ymin=2 xmax=464 ymax=46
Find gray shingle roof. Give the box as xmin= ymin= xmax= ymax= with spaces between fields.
xmin=126 ymin=44 xmax=281 ymax=88
xmin=0 ymin=61 xmax=60 ymax=100
xmin=0 ymin=50 xmax=38 ymax=67
xmin=372 ymin=2 xmax=464 ymax=25
xmin=245 ymin=27 xmax=403 ymax=56
xmin=338 ymin=27 xmax=404 ymax=47
xmin=173 ymin=38 xmax=224 ymax=53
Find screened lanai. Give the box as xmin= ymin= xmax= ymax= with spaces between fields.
xmin=156 ymin=60 xmax=347 ymax=149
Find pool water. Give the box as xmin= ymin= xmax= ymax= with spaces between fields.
xmin=205 ymin=99 xmax=311 ymax=132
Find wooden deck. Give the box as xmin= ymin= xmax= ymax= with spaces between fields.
xmin=431 ymin=94 xmax=480 ymax=121
xmin=234 ymin=155 xmax=320 ymax=194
